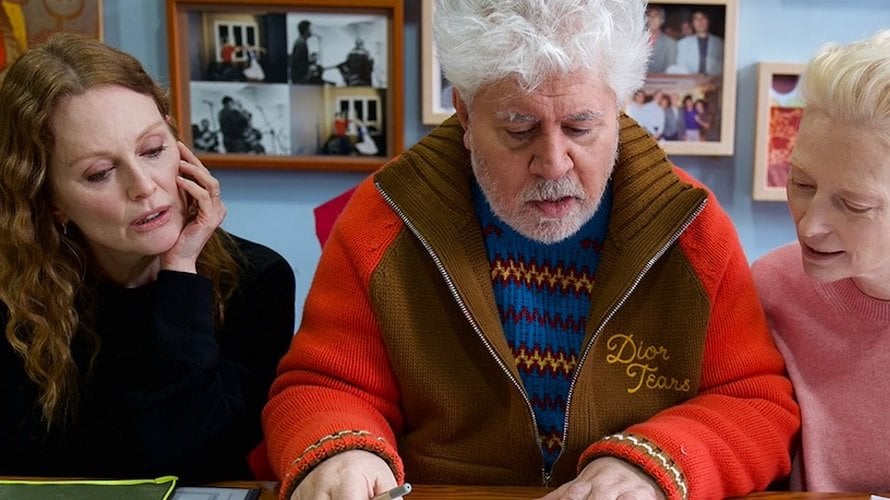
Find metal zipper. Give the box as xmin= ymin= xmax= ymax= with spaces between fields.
xmin=552 ymin=197 xmax=708 ymax=471
xmin=376 ymin=181 xmax=548 ymax=484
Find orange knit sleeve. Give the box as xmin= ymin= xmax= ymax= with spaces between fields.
xmin=263 ymin=178 xmax=408 ymax=498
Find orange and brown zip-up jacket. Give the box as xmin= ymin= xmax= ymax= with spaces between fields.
xmin=263 ymin=116 xmax=799 ymax=499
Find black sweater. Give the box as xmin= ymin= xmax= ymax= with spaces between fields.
xmin=0 ymin=235 xmax=295 ymax=483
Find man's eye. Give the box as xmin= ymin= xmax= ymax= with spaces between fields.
xmin=507 ymin=129 xmax=534 ymax=140
xmin=564 ymin=126 xmax=590 ymax=136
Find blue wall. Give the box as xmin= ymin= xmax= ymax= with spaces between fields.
xmin=101 ymin=0 xmax=890 ymax=327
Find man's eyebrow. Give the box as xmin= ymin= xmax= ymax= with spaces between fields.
xmin=565 ymin=110 xmax=603 ymax=121
xmin=493 ymin=110 xmax=604 ymax=123
xmin=495 ymin=111 xmax=537 ymax=123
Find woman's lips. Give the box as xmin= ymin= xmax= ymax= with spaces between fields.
xmin=131 ymin=208 xmax=171 ymax=233
xmin=801 ymin=242 xmax=843 ymax=261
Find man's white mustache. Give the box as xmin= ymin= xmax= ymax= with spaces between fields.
xmin=522 ymin=177 xmax=586 ymax=202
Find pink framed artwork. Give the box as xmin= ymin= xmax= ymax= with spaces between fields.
xmin=752 ymin=62 xmax=806 ymax=201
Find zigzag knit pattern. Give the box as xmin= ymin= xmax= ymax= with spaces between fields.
xmin=473 ymin=181 xmax=611 ymax=471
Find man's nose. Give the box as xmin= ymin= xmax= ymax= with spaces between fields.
xmin=529 ymin=132 xmax=573 ymax=179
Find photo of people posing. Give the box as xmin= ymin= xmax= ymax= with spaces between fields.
xmin=626 ymin=2 xmax=732 ymax=148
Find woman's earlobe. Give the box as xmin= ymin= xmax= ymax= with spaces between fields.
xmin=53 ymin=209 xmax=71 ymax=237
xmin=52 ymin=206 xmax=68 ymax=226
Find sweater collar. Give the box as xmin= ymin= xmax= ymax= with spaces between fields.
xmin=817 ymin=278 xmax=890 ymax=323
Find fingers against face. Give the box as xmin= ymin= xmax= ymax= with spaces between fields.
xmin=176 ymin=141 xmax=221 ymax=201
xmin=174 ymin=142 xmax=226 ymax=231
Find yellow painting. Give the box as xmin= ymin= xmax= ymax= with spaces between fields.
xmin=1 ymin=0 xmax=102 ymax=80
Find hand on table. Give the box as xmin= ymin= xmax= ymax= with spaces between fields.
xmin=290 ymin=449 xmax=398 ymax=500
xmin=536 ymin=456 xmax=665 ymax=500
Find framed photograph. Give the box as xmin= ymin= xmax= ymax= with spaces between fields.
xmin=752 ymin=62 xmax=805 ymax=201
xmin=166 ymin=0 xmax=404 ymax=171
xmin=420 ymin=0 xmax=453 ymax=125
xmin=629 ymin=0 xmax=738 ymax=156
xmin=0 ymin=0 xmax=103 ymax=81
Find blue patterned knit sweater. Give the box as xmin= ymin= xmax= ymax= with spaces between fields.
xmin=472 ymin=181 xmax=612 ymax=472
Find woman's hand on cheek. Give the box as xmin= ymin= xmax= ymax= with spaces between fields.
xmin=160 ymin=142 xmax=226 ymax=273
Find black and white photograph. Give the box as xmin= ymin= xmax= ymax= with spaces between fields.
xmin=286 ymin=12 xmax=388 ymax=88
xmin=190 ymin=81 xmax=292 ymax=155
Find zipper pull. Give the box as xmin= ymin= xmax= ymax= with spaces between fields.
xmin=541 ymin=468 xmax=552 ymax=487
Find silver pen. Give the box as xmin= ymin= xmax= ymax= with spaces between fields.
xmin=371 ymin=483 xmax=412 ymax=500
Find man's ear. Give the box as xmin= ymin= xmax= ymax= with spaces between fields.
xmin=453 ymin=87 xmax=469 ymax=128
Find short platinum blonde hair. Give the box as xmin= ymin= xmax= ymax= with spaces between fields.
xmin=433 ymin=0 xmax=650 ymax=106
xmin=802 ymin=30 xmax=890 ymax=133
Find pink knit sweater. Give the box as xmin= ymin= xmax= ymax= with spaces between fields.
xmin=752 ymin=242 xmax=890 ymax=492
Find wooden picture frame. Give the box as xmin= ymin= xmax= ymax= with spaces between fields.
xmin=752 ymin=62 xmax=805 ymax=201
xmin=166 ymin=0 xmax=404 ymax=171
xmin=420 ymin=0 xmax=453 ymax=125
xmin=630 ymin=0 xmax=738 ymax=156
xmin=0 ymin=0 xmax=103 ymax=81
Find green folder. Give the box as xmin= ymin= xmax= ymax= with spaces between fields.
xmin=0 ymin=475 xmax=177 ymax=500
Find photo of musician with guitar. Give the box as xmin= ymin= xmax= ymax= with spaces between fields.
xmin=189 ymin=82 xmax=292 ymax=156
